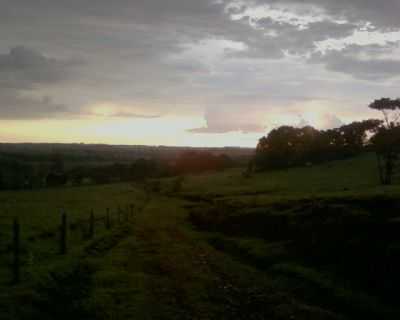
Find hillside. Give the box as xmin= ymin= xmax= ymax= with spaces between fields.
xmin=0 ymin=143 xmax=254 ymax=163
xmin=178 ymin=152 xmax=399 ymax=201
xmin=1 ymin=153 xmax=400 ymax=319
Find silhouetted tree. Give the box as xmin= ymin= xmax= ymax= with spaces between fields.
xmin=254 ymin=120 xmax=381 ymax=171
xmin=370 ymin=127 xmax=400 ymax=185
xmin=369 ymin=98 xmax=400 ymax=185
xmin=255 ymin=126 xmax=324 ymax=170
xmin=369 ymin=98 xmax=400 ymax=128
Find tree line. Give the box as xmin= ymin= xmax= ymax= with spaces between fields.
xmin=254 ymin=98 xmax=400 ymax=185
xmin=0 ymin=151 xmax=235 ymax=190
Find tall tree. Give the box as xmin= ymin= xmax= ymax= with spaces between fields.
xmin=369 ymin=98 xmax=400 ymax=185
xmin=369 ymin=98 xmax=400 ymax=128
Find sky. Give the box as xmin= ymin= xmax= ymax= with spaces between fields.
xmin=1 ymin=0 xmax=400 ymax=147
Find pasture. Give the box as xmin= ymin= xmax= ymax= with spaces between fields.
xmin=1 ymin=153 xmax=400 ymax=319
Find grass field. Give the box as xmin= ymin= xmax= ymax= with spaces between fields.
xmin=182 ymin=152 xmax=378 ymax=194
xmin=1 ymin=152 xmax=400 ymax=319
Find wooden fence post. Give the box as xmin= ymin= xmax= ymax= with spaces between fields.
xmin=89 ymin=209 xmax=95 ymax=239
xmin=60 ymin=210 xmax=67 ymax=255
xmin=130 ymin=204 xmax=134 ymax=218
xmin=105 ymin=208 xmax=111 ymax=230
xmin=12 ymin=218 xmax=20 ymax=284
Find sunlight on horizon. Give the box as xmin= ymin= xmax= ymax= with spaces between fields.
xmin=0 ymin=116 xmax=263 ymax=147
xmin=0 ymin=103 xmax=375 ymax=147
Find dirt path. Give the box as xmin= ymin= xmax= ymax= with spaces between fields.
xmin=131 ymin=196 xmax=341 ymax=320
xmin=11 ymin=195 xmax=344 ymax=320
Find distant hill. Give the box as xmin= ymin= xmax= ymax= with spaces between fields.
xmin=0 ymin=143 xmax=254 ymax=163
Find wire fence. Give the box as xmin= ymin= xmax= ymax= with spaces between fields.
xmin=1 ymin=202 xmax=141 ymax=285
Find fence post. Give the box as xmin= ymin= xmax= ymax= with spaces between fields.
xmin=130 ymin=204 xmax=134 ymax=218
xmin=60 ymin=210 xmax=67 ymax=255
xmin=89 ymin=209 xmax=95 ymax=239
xmin=105 ymin=208 xmax=111 ymax=230
xmin=12 ymin=218 xmax=20 ymax=284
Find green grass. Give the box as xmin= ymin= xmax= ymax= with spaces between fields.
xmin=0 ymin=183 xmax=145 ymax=247
xmin=175 ymin=153 xmax=400 ymax=206
xmin=2 ymin=153 xmax=400 ymax=319
xmin=0 ymin=183 xmax=147 ymax=308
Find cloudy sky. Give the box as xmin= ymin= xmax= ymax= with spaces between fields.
xmin=1 ymin=0 xmax=399 ymax=147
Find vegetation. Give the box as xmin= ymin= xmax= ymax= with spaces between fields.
xmin=369 ymin=98 xmax=400 ymax=185
xmin=254 ymin=120 xmax=380 ymax=171
xmin=1 ymin=151 xmax=400 ymax=319
xmin=0 ymin=146 xmax=238 ymax=190
xmin=254 ymin=97 xmax=400 ymax=186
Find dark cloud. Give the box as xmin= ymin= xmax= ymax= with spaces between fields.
xmin=0 ymin=89 xmax=69 ymax=119
xmin=0 ymin=46 xmax=81 ymax=89
xmin=325 ymin=56 xmax=400 ymax=80
xmin=311 ymin=45 xmax=400 ymax=80
xmin=1 ymin=0 xmax=400 ymax=131
xmin=0 ymin=46 xmax=80 ymax=119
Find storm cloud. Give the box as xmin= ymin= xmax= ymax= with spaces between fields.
xmin=0 ymin=0 xmax=400 ymax=138
xmin=0 ymin=46 xmax=80 ymax=89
